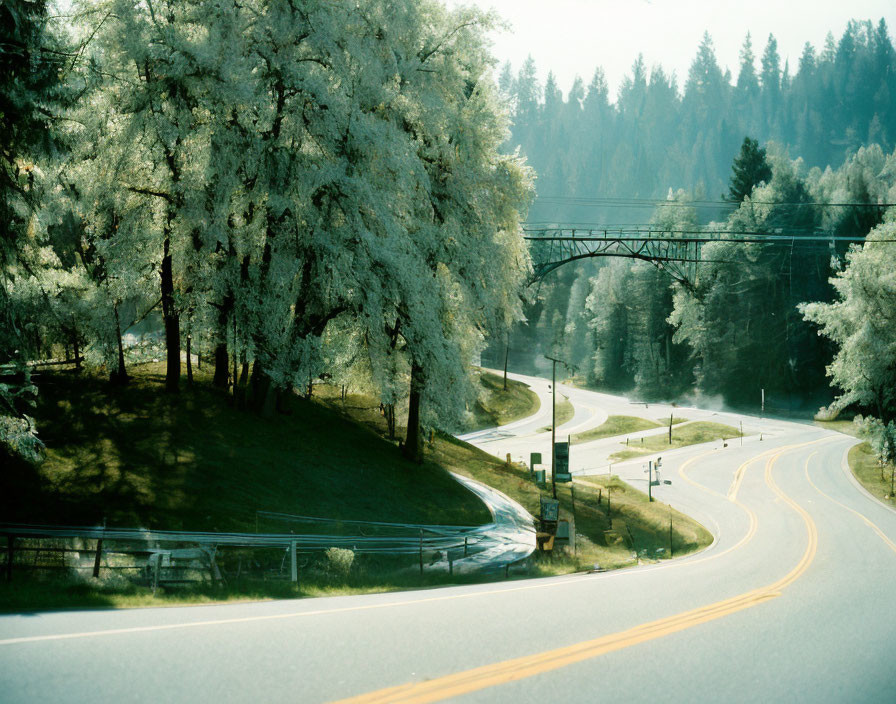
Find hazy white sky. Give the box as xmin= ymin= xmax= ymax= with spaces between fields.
xmin=446 ymin=0 xmax=896 ymax=101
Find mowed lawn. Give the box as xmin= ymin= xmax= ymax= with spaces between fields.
xmin=609 ymin=421 xmax=744 ymax=461
xmin=571 ymin=415 xmax=662 ymax=444
xmin=466 ymin=371 xmax=540 ymax=431
xmin=848 ymin=442 xmax=896 ymax=507
xmin=537 ymin=394 xmax=575 ymax=433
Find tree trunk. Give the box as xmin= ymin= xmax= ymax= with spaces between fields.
xmin=111 ymin=306 xmax=128 ymax=385
xmin=503 ymin=335 xmax=509 ymax=391
xmin=186 ymin=335 xmax=193 ymax=385
xmin=72 ymin=332 xmax=82 ymax=373
xmin=386 ymin=403 xmax=396 ymax=440
xmin=665 ymin=329 xmax=672 ymax=374
xmin=232 ymin=315 xmax=238 ymax=404
xmin=212 ymin=254 xmax=235 ymax=388
xmin=249 ymin=360 xmax=266 ymax=408
xmin=235 ymin=358 xmax=249 ymax=408
xmin=402 ymin=361 xmax=424 ymax=463
xmin=160 ymin=234 xmax=180 ymax=393
xmin=262 ymin=381 xmax=277 ymax=417
xmin=249 ymin=361 xmax=278 ymax=417
xmin=213 ymin=341 xmax=229 ymax=388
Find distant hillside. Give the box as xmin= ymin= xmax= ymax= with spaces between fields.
xmin=501 ymin=19 xmax=895 ymax=222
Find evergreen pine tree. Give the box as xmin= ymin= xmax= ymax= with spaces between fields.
xmin=727 ymin=137 xmax=772 ymax=202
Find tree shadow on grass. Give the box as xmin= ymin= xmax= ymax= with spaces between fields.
xmin=6 ymin=367 xmax=489 ymax=533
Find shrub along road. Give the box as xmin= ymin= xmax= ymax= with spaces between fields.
xmin=3 ymin=376 xmax=895 ymax=703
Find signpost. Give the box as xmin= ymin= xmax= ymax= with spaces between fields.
xmin=554 ymin=441 xmax=571 ymax=483
xmin=545 ymin=354 xmax=576 ymax=496
xmin=540 ymin=496 xmax=560 ymax=522
xmin=548 ymin=357 xmax=558 ymax=497
xmin=530 ymin=452 xmax=542 ymax=476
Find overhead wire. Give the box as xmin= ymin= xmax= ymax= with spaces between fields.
xmin=532 ymin=195 xmax=895 ymax=208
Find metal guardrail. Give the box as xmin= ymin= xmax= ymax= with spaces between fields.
xmin=0 ymin=478 xmax=541 ymax=586
xmin=0 ymin=521 xmax=486 ymax=556
xmin=0 ymin=516 xmax=508 ymax=585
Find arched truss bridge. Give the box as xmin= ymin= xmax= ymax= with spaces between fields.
xmin=523 ymin=227 xmax=877 ymax=290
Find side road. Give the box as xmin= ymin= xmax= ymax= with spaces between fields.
xmin=431 ymin=474 xmax=536 ymax=574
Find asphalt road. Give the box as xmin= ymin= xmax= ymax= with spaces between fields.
xmin=2 ymin=373 xmax=895 ymax=703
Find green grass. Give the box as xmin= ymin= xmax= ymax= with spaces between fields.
xmin=0 ymin=562 xmax=557 ymax=612
xmin=847 ymin=442 xmax=896 ymax=507
xmin=437 ymin=433 xmax=712 ymax=572
xmin=3 ymin=364 xmax=714 ymax=611
xmin=536 ymin=394 xmax=575 ymax=433
xmin=466 ymin=371 xmax=540 ymax=431
xmin=814 ymin=418 xmax=861 ymax=437
xmin=4 ymin=364 xmax=489 ymax=532
xmin=819 ymin=417 xmax=896 ymax=508
xmin=659 ymin=416 xmax=689 ymax=426
xmin=576 ymin=475 xmax=712 ymax=567
xmin=608 ymin=421 xmax=744 ymax=462
xmin=811 ymin=416 xmax=896 ymax=508
xmin=571 ymin=416 xmax=661 ymax=445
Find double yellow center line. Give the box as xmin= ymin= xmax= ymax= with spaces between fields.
xmin=334 ymin=439 xmax=831 ymax=704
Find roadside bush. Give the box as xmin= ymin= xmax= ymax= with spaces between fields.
xmin=325 ymin=548 xmax=354 ymax=578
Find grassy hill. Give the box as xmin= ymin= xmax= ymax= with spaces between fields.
xmin=1 ymin=363 xmax=713 ymax=610
xmin=466 ymin=370 xmax=540 ymax=431
xmin=1 ymin=364 xmax=490 ymax=532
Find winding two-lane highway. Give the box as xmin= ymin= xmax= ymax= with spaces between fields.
xmin=2 ymin=373 xmax=894 ymax=703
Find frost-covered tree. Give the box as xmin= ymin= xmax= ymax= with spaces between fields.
xmin=11 ymin=0 xmax=532 ymax=466
xmin=800 ymin=220 xmax=896 ymax=423
xmin=1 ymin=0 xmax=69 ymax=462
xmin=70 ymin=0 xmax=227 ymax=392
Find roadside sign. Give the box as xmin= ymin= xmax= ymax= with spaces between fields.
xmin=530 ymin=452 xmax=542 ymax=474
xmin=554 ymin=441 xmax=571 ymax=482
xmin=540 ymin=497 xmax=560 ymax=522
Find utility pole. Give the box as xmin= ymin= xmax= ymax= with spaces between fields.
xmin=550 ymin=356 xmax=557 ymax=499
xmin=669 ymin=413 xmax=673 ymax=444
xmin=545 ymin=354 xmax=573 ymax=500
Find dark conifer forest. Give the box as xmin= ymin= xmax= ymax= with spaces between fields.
xmin=493 ymin=20 xmax=896 ymax=415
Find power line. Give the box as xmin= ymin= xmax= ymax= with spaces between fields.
xmin=522 ymin=228 xmax=896 ymax=244
xmin=524 ymin=222 xmax=826 ymax=231
xmin=523 ymin=227 xmax=848 ymax=237
xmin=533 ymin=195 xmax=895 ymax=208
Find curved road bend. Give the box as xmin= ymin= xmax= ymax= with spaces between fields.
xmin=2 ymin=376 xmax=895 ymax=703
